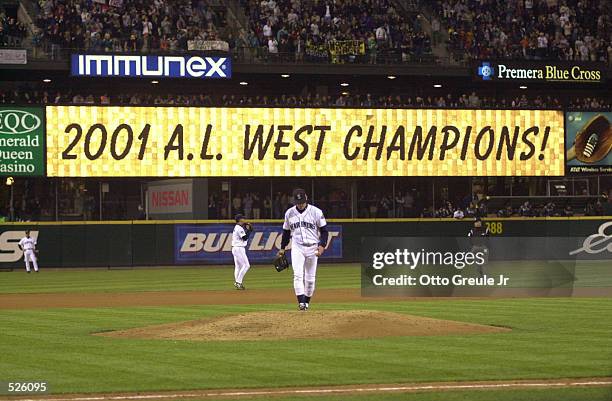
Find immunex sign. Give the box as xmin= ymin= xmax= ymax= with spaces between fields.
xmin=70 ymin=54 xmax=231 ymax=79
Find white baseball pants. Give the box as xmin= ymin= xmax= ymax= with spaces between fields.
xmin=291 ymin=244 xmax=318 ymax=297
xmin=24 ymin=250 xmax=39 ymax=272
xmin=232 ymin=246 xmax=250 ymax=284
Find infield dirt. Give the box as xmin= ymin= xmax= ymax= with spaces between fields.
xmin=95 ymin=310 xmax=510 ymax=341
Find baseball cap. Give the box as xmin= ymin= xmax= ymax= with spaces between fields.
xmin=235 ymin=214 xmax=245 ymax=222
xmin=293 ymin=188 xmax=307 ymax=203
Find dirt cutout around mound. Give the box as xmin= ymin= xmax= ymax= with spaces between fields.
xmin=97 ymin=310 xmax=510 ymax=341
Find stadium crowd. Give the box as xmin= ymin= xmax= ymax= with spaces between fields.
xmin=242 ymin=0 xmax=431 ymax=62
xmin=0 ymin=88 xmax=609 ymax=110
xmin=0 ymin=13 xmax=27 ymax=47
xmin=202 ymin=190 xmax=612 ymax=220
xmin=33 ymin=0 xmax=226 ymax=56
xmin=437 ymin=0 xmax=611 ymax=63
xmin=4 ymin=182 xmax=609 ymax=222
xmin=4 ymin=0 xmax=610 ymax=65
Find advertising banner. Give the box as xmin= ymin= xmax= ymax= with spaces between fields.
xmin=147 ymin=179 xmax=193 ymax=214
xmin=0 ymin=107 xmax=45 ymax=176
xmin=565 ymin=111 xmax=612 ymax=174
xmin=0 ymin=49 xmax=27 ymax=65
xmin=175 ymin=224 xmax=343 ymax=264
xmin=187 ymin=40 xmax=229 ymax=52
xmin=45 ymin=106 xmax=565 ymax=177
xmin=70 ymin=54 xmax=231 ymax=79
xmin=474 ymin=60 xmax=605 ymax=83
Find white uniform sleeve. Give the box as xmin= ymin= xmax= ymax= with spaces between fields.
xmin=282 ymin=210 xmax=290 ymax=230
xmin=317 ymin=209 xmax=327 ymax=228
xmin=237 ymin=226 xmax=246 ymax=237
xmin=18 ymin=238 xmax=25 ymax=247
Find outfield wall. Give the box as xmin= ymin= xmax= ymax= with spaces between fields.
xmin=0 ymin=217 xmax=609 ymax=268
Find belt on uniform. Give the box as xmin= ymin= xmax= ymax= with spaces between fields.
xmin=300 ymin=243 xmax=317 ymax=247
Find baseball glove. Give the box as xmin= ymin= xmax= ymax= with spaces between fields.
xmin=273 ymin=253 xmax=289 ymax=272
xmin=567 ymin=114 xmax=612 ymax=163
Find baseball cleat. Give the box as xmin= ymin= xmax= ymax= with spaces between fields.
xmin=234 ymin=282 xmax=246 ymax=290
xmin=304 ymin=303 xmax=309 ymax=310
xmin=298 ymin=303 xmax=307 ymax=311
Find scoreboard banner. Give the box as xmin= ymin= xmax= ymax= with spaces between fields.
xmin=565 ymin=111 xmax=612 ymax=174
xmin=45 ymin=106 xmax=565 ymax=177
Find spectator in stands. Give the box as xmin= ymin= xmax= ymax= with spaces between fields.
xmin=0 ymin=85 xmax=610 ymax=111
xmin=244 ymin=0 xmax=430 ymax=63
xmin=519 ymin=201 xmax=533 ymax=217
xmin=438 ymin=0 xmax=610 ymax=63
xmin=35 ymin=0 xmax=227 ymax=54
xmin=453 ymin=208 xmax=465 ymax=219
xmin=0 ymin=15 xmax=26 ymax=47
xmin=543 ymin=201 xmax=557 ymax=217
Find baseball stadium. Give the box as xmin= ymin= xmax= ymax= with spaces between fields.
xmin=1 ymin=0 xmax=611 ymax=400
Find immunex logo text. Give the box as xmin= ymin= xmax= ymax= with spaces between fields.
xmin=71 ymin=54 xmax=231 ymax=79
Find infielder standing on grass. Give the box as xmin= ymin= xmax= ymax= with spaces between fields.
xmin=278 ymin=189 xmax=328 ymax=311
xmin=232 ymin=214 xmax=252 ymax=290
xmin=18 ymin=230 xmax=39 ymax=273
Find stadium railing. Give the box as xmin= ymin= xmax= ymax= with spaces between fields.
xmin=8 ymin=44 xmax=449 ymax=65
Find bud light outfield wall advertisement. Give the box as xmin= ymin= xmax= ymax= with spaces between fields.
xmin=565 ymin=111 xmax=612 ymax=174
xmin=175 ymin=224 xmax=342 ymax=264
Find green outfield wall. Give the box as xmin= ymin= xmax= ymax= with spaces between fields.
xmin=0 ymin=217 xmax=609 ymax=268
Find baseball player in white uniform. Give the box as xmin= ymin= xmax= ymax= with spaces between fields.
xmin=277 ymin=189 xmax=328 ymax=311
xmin=18 ymin=230 xmax=39 ymax=273
xmin=232 ymin=214 xmax=253 ymax=290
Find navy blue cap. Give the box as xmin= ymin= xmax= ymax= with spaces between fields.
xmin=293 ymin=189 xmax=307 ymax=203
xmin=235 ymin=214 xmax=245 ymax=222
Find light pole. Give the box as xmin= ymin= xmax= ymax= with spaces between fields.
xmin=6 ymin=177 xmax=15 ymax=222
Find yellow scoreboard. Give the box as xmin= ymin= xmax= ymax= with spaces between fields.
xmin=45 ymin=106 xmax=565 ymax=177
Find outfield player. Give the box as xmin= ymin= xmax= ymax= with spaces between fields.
xmin=277 ymin=189 xmax=328 ymax=311
xmin=232 ymin=214 xmax=252 ymax=290
xmin=468 ymin=218 xmax=490 ymax=277
xmin=18 ymin=230 xmax=39 ymax=273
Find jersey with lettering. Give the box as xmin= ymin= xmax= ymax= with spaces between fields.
xmin=232 ymin=224 xmax=248 ymax=247
xmin=468 ymin=227 xmax=490 ymax=237
xmin=19 ymin=236 xmax=37 ymax=251
xmin=283 ymin=204 xmax=326 ymax=246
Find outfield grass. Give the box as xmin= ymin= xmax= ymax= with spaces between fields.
xmin=1 ymin=267 xmax=611 ymax=401
xmin=1 ymin=299 xmax=611 ymax=394
xmin=2 ymin=261 xmax=609 ymax=294
xmin=0 ymin=265 xmax=360 ymax=294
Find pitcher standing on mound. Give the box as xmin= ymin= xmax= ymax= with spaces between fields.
xmin=277 ymin=189 xmax=329 ymax=311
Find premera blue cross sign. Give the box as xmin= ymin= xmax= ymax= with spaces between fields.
xmin=71 ymin=54 xmax=231 ymax=79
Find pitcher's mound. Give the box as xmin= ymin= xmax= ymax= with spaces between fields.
xmin=97 ymin=310 xmax=510 ymax=341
